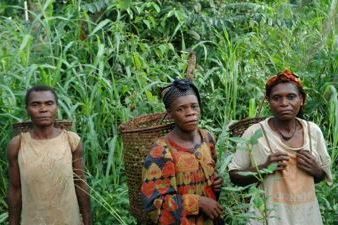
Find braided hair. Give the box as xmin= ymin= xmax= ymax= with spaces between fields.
xmin=161 ymin=79 xmax=201 ymax=112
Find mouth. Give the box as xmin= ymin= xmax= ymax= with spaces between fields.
xmin=36 ymin=117 xmax=51 ymax=121
xmin=185 ymin=120 xmax=198 ymax=125
xmin=279 ymin=110 xmax=293 ymax=115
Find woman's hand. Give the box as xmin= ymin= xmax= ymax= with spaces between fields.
xmin=263 ymin=152 xmax=290 ymax=172
xmin=199 ymin=196 xmax=223 ymax=220
xmin=212 ymin=175 xmax=223 ymax=193
xmin=297 ymin=150 xmax=325 ymax=182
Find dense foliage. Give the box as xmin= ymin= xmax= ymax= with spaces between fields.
xmin=0 ymin=0 xmax=337 ymax=224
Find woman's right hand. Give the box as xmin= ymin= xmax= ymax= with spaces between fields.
xmin=199 ymin=196 xmax=223 ymax=220
xmin=262 ymin=152 xmax=290 ymax=172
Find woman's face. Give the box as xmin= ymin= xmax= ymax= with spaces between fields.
xmin=26 ymin=90 xmax=58 ymax=127
xmin=168 ymin=94 xmax=200 ymax=132
xmin=268 ymin=82 xmax=304 ymax=120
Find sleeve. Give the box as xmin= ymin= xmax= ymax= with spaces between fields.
xmin=311 ymin=123 xmax=333 ymax=185
xmin=141 ymin=143 xmax=200 ymax=225
xmin=66 ymin=131 xmax=81 ymax=152
xmin=228 ymin=125 xmax=257 ymax=171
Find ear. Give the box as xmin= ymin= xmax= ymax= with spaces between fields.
xmin=26 ymin=108 xmax=32 ymax=120
xmin=299 ymin=94 xmax=305 ymax=106
xmin=56 ymin=108 xmax=60 ymax=118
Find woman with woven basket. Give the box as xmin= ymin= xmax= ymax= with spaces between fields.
xmin=7 ymin=85 xmax=92 ymax=225
xmin=141 ymin=79 xmax=224 ymax=225
xmin=228 ymin=70 xmax=332 ymax=225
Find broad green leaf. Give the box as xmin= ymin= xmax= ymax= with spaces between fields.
xmin=116 ymin=0 xmax=132 ymax=10
xmin=248 ymin=129 xmax=263 ymax=145
xmin=89 ymin=19 xmax=111 ymax=36
xmin=19 ymin=34 xmax=32 ymax=51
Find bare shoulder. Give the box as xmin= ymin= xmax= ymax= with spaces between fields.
xmin=7 ymin=135 xmax=21 ymax=159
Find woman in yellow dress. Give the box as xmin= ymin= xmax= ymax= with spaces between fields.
xmin=7 ymin=85 xmax=92 ymax=225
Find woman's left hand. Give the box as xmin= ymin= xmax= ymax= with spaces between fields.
xmin=296 ymin=150 xmax=325 ymax=182
xmin=212 ymin=175 xmax=223 ymax=193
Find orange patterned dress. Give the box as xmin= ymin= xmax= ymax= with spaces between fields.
xmin=141 ymin=129 xmax=219 ymax=225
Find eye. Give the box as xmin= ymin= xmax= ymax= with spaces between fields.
xmin=192 ymin=104 xmax=199 ymax=109
xmin=270 ymin=95 xmax=280 ymax=101
xmin=30 ymin=102 xmax=39 ymax=107
xmin=46 ymin=101 xmax=55 ymax=105
xmin=287 ymin=94 xmax=297 ymax=100
xmin=176 ymin=107 xmax=183 ymax=112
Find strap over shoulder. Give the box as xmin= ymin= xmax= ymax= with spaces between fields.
xmin=259 ymin=123 xmax=273 ymax=153
xmin=16 ymin=132 xmax=23 ymax=152
xmin=199 ymin=129 xmax=215 ymax=145
xmin=306 ymin=121 xmax=313 ymax=152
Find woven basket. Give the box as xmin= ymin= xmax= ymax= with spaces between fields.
xmin=12 ymin=120 xmax=73 ymax=134
xmin=119 ymin=112 xmax=175 ymax=224
xmin=228 ymin=117 xmax=265 ymax=137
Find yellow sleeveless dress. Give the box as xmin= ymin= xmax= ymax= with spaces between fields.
xmin=18 ymin=130 xmax=83 ymax=225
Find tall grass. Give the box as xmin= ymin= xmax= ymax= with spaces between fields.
xmin=0 ymin=0 xmax=336 ymax=224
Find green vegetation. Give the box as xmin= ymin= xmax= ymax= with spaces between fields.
xmin=0 ymin=0 xmax=337 ymax=224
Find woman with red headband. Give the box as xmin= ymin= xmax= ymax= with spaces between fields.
xmin=228 ymin=70 xmax=332 ymax=225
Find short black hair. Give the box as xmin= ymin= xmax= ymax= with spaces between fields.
xmin=25 ymin=85 xmax=58 ymax=107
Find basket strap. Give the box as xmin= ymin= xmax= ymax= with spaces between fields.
xmin=199 ymin=129 xmax=209 ymax=143
xmin=256 ymin=98 xmax=265 ymax=117
xmin=307 ymin=121 xmax=313 ymax=153
xmin=158 ymin=113 xmax=169 ymax=125
xmin=259 ymin=123 xmax=273 ymax=153
xmin=18 ymin=132 xmax=22 ymax=152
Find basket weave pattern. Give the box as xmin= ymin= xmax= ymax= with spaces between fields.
xmin=12 ymin=120 xmax=73 ymax=134
xmin=120 ymin=113 xmax=174 ymax=224
xmin=229 ymin=117 xmax=265 ymax=137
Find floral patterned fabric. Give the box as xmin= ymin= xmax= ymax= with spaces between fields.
xmin=141 ymin=129 xmax=218 ymax=225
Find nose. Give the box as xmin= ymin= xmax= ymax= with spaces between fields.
xmin=280 ymin=97 xmax=289 ymax=107
xmin=186 ymin=107 xmax=197 ymax=117
xmin=39 ymin=104 xmax=48 ymax=112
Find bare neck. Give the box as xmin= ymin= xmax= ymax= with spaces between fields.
xmin=271 ymin=117 xmax=298 ymax=132
xmin=171 ymin=126 xmax=201 ymax=145
xmin=31 ymin=125 xmax=60 ymax=140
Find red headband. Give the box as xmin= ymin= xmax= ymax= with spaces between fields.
xmin=266 ymin=69 xmax=303 ymax=90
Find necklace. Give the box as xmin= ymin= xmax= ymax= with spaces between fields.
xmin=273 ymin=119 xmax=297 ymax=141
xmin=167 ymin=133 xmax=203 ymax=158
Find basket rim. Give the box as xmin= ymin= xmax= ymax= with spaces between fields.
xmin=120 ymin=123 xmax=175 ymax=134
xmin=228 ymin=117 xmax=266 ymax=129
xmin=13 ymin=119 xmax=72 ymax=127
xmin=119 ymin=112 xmax=174 ymax=134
